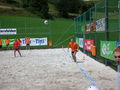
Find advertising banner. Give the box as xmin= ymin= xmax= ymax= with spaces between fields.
xmin=85 ymin=24 xmax=91 ymax=32
xmin=79 ymin=38 xmax=84 ymax=48
xmin=85 ymin=21 xmax=96 ymax=32
xmin=84 ymin=39 xmax=94 ymax=52
xmin=75 ymin=37 xmax=84 ymax=48
xmin=91 ymin=21 xmax=96 ymax=32
xmin=117 ymin=41 xmax=120 ymax=46
xmin=2 ymin=39 xmax=15 ymax=47
xmin=21 ymin=37 xmax=48 ymax=46
xmin=100 ymin=41 xmax=116 ymax=60
xmin=0 ymin=28 xmax=17 ymax=35
xmin=1 ymin=37 xmax=48 ymax=47
xmin=75 ymin=37 xmax=79 ymax=44
xmin=96 ymin=18 xmax=105 ymax=32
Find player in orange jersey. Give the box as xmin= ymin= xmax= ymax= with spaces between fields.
xmin=25 ymin=37 xmax=30 ymax=50
xmin=68 ymin=39 xmax=79 ymax=62
xmin=5 ymin=38 xmax=10 ymax=50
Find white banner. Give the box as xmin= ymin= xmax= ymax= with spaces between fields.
xmin=20 ymin=37 xmax=48 ymax=46
xmin=96 ymin=18 xmax=105 ymax=31
xmin=0 ymin=28 xmax=17 ymax=35
xmin=79 ymin=38 xmax=84 ymax=48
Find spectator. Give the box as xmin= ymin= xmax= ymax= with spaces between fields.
xmin=5 ymin=38 xmax=10 ymax=50
xmin=113 ymin=46 xmax=120 ymax=90
xmin=25 ymin=37 xmax=30 ymax=50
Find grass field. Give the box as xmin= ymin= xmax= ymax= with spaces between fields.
xmin=0 ymin=15 xmax=74 ymax=49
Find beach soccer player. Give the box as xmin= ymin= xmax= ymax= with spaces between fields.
xmin=5 ymin=38 xmax=10 ymax=50
xmin=68 ymin=39 xmax=79 ymax=62
xmin=13 ymin=39 xmax=22 ymax=57
xmin=0 ymin=39 xmax=2 ymax=51
xmin=25 ymin=37 xmax=30 ymax=50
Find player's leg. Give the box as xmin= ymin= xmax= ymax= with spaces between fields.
xmin=73 ymin=51 xmax=77 ymax=62
xmin=14 ymin=50 xmax=16 ymax=57
xmin=18 ymin=50 xmax=22 ymax=57
xmin=28 ymin=44 xmax=30 ymax=50
xmin=0 ymin=45 xmax=2 ymax=51
xmin=71 ymin=51 xmax=76 ymax=62
xmin=26 ymin=44 xmax=27 ymax=49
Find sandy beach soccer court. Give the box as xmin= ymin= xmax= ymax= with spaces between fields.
xmin=0 ymin=48 xmax=117 ymax=90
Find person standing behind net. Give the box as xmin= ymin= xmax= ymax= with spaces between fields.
xmin=13 ymin=39 xmax=22 ymax=57
xmin=0 ymin=39 xmax=2 ymax=51
xmin=25 ymin=37 xmax=30 ymax=50
xmin=5 ymin=38 xmax=10 ymax=50
xmin=113 ymin=46 xmax=120 ymax=90
xmin=68 ymin=39 xmax=79 ymax=62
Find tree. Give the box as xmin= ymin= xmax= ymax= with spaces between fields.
xmin=68 ymin=0 xmax=81 ymax=13
xmin=57 ymin=0 xmax=70 ymax=18
xmin=57 ymin=0 xmax=83 ymax=18
xmin=29 ymin=0 xmax=49 ymax=18
xmin=22 ymin=0 xmax=30 ymax=8
xmin=0 ymin=0 xmax=12 ymax=3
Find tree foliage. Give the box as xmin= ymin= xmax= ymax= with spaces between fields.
xmin=22 ymin=0 xmax=30 ymax=8
xmin=56 ymin=0 xmax=90 ymax=18
xmin=57 ymin=0 xmax=70 ymax=18
xmin=56 ymin=0 xmax=95 ymax=18
xmin=22 ymin=0 xmax=50 ymax=18
xmin=0 ymin=0 xmax=13 ymax=3
xmin=0 ymin=0 xmax=95 ymax=18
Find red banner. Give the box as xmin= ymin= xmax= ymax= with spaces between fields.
xmin=84 ymin=39 xmax=94 ymax=52
xmin=85 ymin=21 xmax=96 ymax=32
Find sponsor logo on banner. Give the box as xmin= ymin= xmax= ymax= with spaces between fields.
xmin=96 ymin=18 xmax=105 ymax=31
xmin=0 ymin=28 xmax=17 ymax=35
xmin=84 ymin=39 xmax=94 ymax=52
xmin=21 ymin=38 xmax=48 ymax=46
xmin=100 ymin=41 xmax=116 ymax=60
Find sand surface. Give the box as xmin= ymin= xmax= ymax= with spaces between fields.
xmin=0 ymin=48 xmax=117 ymax=90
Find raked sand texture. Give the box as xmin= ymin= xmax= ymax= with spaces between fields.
xmin=0 ymin=48 xmax=117 ymax=90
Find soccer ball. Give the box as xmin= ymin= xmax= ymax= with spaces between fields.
xmin=87 ymin=85 xmax=100 ymax=90
xmin=44 ymin=20 xmax=48 ymax=24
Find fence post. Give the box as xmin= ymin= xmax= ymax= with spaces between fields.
xmin=83 ymin=32 xmax=86 ymax=54
xmin=83 ymin=13 xmax=86 ymax=54
xmin=118 ymin=0 xmax=120 ymax=41
xmin=105 ymin=0 xmax=109 ymax=66
xmin=105 ymin=0 xmax=109 ymax=40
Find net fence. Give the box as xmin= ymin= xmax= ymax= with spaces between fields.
xmin=74 ymin=0 xmax=119 ymax=70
